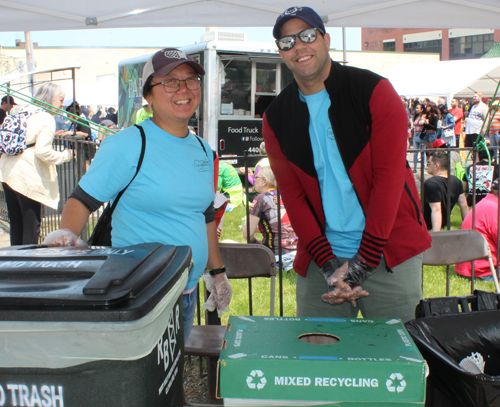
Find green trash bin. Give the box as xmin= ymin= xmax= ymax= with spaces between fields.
xmin=219 ymin=316 xmax=427 ymax=406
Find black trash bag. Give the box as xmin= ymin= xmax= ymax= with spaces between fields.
xmin=405 ymin=310 xmax=500 ymax=407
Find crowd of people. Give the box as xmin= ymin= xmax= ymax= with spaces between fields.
xmin=88 ymin=106 xmax=118 ymax=126
xmin=402 ymin=91 xmax=500 ymax=282
xmin=402 ymin=92 xmax=495 ymax=157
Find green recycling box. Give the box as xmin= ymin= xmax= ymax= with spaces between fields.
xmin=218 ymin=316 xmax=427 ymax=407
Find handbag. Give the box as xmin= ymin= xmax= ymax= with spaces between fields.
xmin=419 ymin=128 xmax=427 ymax=140
xmin=88 ymin=125 xmax=146 ymax=246
xmin=443 ymin=128 xmax=454 ymax=138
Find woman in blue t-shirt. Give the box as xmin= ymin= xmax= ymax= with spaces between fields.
xmin=44 ymin=48 xmax=232 ymax=342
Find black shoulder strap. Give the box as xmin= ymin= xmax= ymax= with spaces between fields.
xmin=107 ymin=125 xmax=146 ymax=214
xmin=195 ymin=135 xmax=208 ymax=158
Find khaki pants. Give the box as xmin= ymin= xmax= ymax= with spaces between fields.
xmin=296 ymin=254 xmax=423 ymax=323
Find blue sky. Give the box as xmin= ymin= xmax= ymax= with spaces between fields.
xmin=0 ymin=27 xmax=361 ymax=50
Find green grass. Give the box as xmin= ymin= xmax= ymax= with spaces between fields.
xmin=204 ymin=205 xmax=297 ymax=324
xmin=422 ymin=205 xmax=496 ymax=298
xmin=203 ymin=204 xmax=497 ymax=324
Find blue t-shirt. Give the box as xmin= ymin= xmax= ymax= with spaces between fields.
xmin=79 ymin=118 xmax=215 ymax=290
xmin=301 ymin=89 xmax=365 ymax=258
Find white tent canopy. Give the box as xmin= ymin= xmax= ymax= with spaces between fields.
xmin=1 ymin=0 xmax=500 ymax=31
xmin=385 ymin=58 xmax=500 ymax=100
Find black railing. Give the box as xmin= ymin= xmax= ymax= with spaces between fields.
xmin=38 ymin=136 xmax=103 ymax=242
xmin=410 ymin=143 xmax=500 ymax=294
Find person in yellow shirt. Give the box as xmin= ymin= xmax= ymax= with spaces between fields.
xmin=218 ymin=160 xmax=243 ymax=210
xmin=135 ymin=103 xmax=153 ymax=124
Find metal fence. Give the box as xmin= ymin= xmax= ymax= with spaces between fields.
xmin=410 ymin=143 xmax=500 ymax=295
xmin=37 ymin=136 xmax=102 ymax=243
xmin=410 ymin=144 xmax=498 ymax=214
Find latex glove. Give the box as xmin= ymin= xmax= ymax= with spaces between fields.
xmin=318 ymin=257 xmax=341 ymax=291
xmin=321 ymin=254 xmax=376 ymax=307
xmin=202 ymin=272 xmax=232 ymax=318
xmin=43 ymin=229 xmax=87 ymax=247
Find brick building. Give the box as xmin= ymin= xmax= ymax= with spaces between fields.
xmin=362 ymin=28 xmax=500 ymax=60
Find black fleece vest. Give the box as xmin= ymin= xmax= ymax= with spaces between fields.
xmin=266 ymin=60 xmax=383 ymax=178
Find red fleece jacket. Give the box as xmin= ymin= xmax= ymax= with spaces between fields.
xmin=263 ymin=60 xmax=431 ymax=276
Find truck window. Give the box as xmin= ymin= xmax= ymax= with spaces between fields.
xmin=255 ymin=62 xmax=276 ymax=118
xmin=221 ymin=60 xmax=252 ymax=116
xmin=281 ymin=63 xmax=294 ymax=91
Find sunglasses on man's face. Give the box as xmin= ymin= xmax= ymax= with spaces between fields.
xmin=276 ymin=27 xmax=325 ymax=51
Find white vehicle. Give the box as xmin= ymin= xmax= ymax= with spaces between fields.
xmin=118 ymin=34 xmax=294 ymax=166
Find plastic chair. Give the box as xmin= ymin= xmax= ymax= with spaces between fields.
xmin=422 ymin=230 xmax=500 ymax=293
xmin=415 ymin=290 xmax=500 ymax=318
xmin=184 ymin=243 xmax=277 ymax=404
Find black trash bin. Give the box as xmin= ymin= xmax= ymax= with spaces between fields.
xmin=0 ymin=243 xmax=191 ymax=407
xmin=405 ymin=291 xmax=500 ymax=407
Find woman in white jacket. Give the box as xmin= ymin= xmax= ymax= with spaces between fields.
xmin=0 ymin=82 xmax=73 ymax=245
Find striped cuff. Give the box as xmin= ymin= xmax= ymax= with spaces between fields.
xmin=306 ymin=235 xmax=337 ymax=268
xmin=358 ymin=231 xmax=387 ymax=267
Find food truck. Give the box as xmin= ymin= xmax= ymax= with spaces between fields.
xmin=118 ymin=33 xmax=294 ymax=166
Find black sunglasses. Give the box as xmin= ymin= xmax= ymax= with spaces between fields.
xmin=276 ymin=27 xmax=325 ymax=51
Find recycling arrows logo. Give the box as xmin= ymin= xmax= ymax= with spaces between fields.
xmin=386 ymin=373 xmax=407 ymax=393
xmin=246 ymin=370 xmax=267 ymax=390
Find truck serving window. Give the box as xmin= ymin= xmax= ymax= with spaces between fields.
xmin=281 ymin=64 xmax=294 ymax=92
xmin=221 ymin=60 xmax=252 ymax=116
xmin=220 ymin=59 xmax=294 ymax=118
xmin=255 ymin=62 xmax=276 ymax=118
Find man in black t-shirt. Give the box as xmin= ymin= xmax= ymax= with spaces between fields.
xmin=424 ymin=151 xmax=468 ymax=231
xmin=0 ymin=95 xmax=17 ymax=125
xmin=462 ymin=148 xmax=499 ymax=207
xmin=105 ymin=107 xmax=118 ymax=125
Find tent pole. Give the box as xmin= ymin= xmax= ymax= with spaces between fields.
xmin=24 ymin=31 xmax=35 ymax=72
xmin=24 ymin=31 xmax=36 ymax=96
xmin=342 ymin=27 xmax=347 ymax=65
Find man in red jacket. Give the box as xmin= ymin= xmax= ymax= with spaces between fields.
xmin=263 ymin=6 xmax=431 ymax=322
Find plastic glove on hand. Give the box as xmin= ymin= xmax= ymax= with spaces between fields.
xmin=43 ymin=229 xmax=87 ymax=247
xmin=213 ymin=273 xmax=232 ymax=317
xmin=321 ymin=255 xmax=375 ymax=307
xmin=202 ymin=273 xmax=232 ymax=318
xmin=202 ymin=272 xmax=217 ymax=313
xmin=318 ymin=257 xmax=341 ymax=291
xmin=202 ymin=292 xmax=218 ymax=314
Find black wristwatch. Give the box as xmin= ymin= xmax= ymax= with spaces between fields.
xmin=208 ymin=266 xmax=226 ymax=276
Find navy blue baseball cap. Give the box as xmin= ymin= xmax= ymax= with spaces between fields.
xmin=273 ymin=6 xmax=326 ymax=40
xmin=142 ymin=48 xmax=205 ymax=84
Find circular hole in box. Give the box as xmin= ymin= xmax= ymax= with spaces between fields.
xmin=299 ymin=333 xmax=340 ymax=345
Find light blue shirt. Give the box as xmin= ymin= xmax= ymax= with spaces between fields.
xmin=79 ymin=118 xmax=215 ymax=290
xmin=301 ymin=89 xmax=365 ymax=258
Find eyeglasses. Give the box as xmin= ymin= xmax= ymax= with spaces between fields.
xmin=276 ymin=27 xmax=325 ymax=51
xmin=151 ymin=76 xmax=201 ymax=93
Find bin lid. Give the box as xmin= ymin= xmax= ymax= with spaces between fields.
xmin=0 ymin=243 xmax=191 ymax=321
